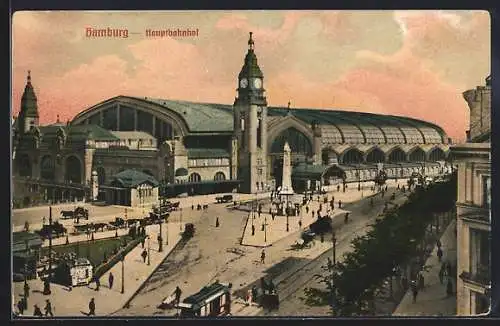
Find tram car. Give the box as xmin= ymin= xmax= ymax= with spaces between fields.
xmin=178 ymin=282 xmax=232 ymax=318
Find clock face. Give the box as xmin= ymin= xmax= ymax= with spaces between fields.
xmin=253 ymin=78 xmax=262 ymax=89
xmin=240 ymin=78 xmax=248 ymax=88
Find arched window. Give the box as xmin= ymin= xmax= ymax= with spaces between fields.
xmin=40 ymin=155 xmax=55 ymax=180
xmin=17 ymin=154 xmax=32 ymax=177
xmin=188 ymin=173 xmax=201 ymax=183
xmin=342 ymin=148 xmax=363 ymax=164
xmin=388 ymin=148 xmax=406 ymax=163
xmin=270 ymin=127 xmax=312 ymax=155
xmin=214 ymin=172 xmax=226 ymax=181
xmin=65 ymin=156 xmax=82 ymax=183
xmin=428 ymin=147 xmax=446 ymax=161
xmin=409 ymin=147 xmax=426 ymax=162
xmin=366 ymin=148 xmax=385 ymax=163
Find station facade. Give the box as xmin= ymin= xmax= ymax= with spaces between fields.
xmin=12 ymin=33 xmax=452 ymax=206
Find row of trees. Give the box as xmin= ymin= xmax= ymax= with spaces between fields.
xmin=304 ymin=173 xmax=457 ymax=316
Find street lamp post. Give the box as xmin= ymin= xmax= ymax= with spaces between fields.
xmin=121 ymin=254 xmax=125 ymax=294
xmin=147 ymin=236 xmax=151 ymax=266
xmin=357 ymin=168 xmax=361 ymax=191
xmin=264 ymin=215 xmax=267 ymax=243
xmin=166 ymin=207 xmax=169 ymax=246
xmin=286 ymin=211 xmax=289 ymax=232
xmin=332 ymin=232 xmax=337 ymax=264
xmin=179 ymin=207 xmax=183 ymax=231
xmin=44 ymin=206 xmax=53 ymax=295
xmin=158 ymin=197 xmax=164 ymax=252
xmin=331 ymin=231 xmax=337 ymax=316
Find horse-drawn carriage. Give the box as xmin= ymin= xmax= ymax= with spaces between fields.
xmin=35 ymin=222 xmax=67 ymax=240
xmin=292 ymin=230 xmax=316 ymax=250
xmin=215 ymin=195 xmax=233 ymax=203
xmin=60 ymin=207 xmax=89 ymax=220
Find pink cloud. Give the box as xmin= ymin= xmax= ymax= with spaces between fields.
xmin=12 ymin=11 xmax=488 ymax=143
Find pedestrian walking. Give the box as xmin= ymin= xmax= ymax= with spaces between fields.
xmin=174 ymin=286 xmax=182 ymax=305
xmin=306 ymin=206 xmax=309 ymax=214
xmin=298 ymin=220 xmax=302 ymax=228
xmin=337 ymin=185 xmax=340 ymax=192
xmin=436 ymin=239 xmax=442 ymax=249
xmin=251 ymin=285 xmax=258 ymax=304
xmin=261 ymin=250 xmax=266 ymax=264
xmin=141 ymin=237 xmax=145 ymax=248
xmin=418 ymin=272 xmax=425 ymax=290
xmin=246 ymin=289 xmax=252 ymax=306
xmin=33 ymin=304 xmax=43 ymax=317
xmin=411 ymin=280 xmax=418 ymax=303
xmin=108 ymin=272 xmax=114 ymax=289
xmin=251 ymin=224 xmax=255 ymax=236
xmin=446 ymin=278 xmax=453 ymax=297
xmin=401 ymin=275 xmax=408 ymax=291
xmin=216 ymin=217 xmax=220 ymax=228
xmin=23 ymin=280 xmax=30 ymax=298
xmin=338 ymin=200 xmax=342 ymax=208
xmin=141 ymin=249 xmax=148 ymax=263
xmin=88 ymin=298 xmax=96 ymax=316
xmin=311 ymin=210 xmax=315 ymax=218
xmin=95 ymin=277 xmax=100 ymax=291
xmin=44 ymin=299 xmax=53 ymax=317
xmin=437 ymin=247 xmax=443 ymax=262
xmin=439 ymin=265 xmax=445 ymax=284
xmin=344 ymin=212 xmax=349 ymax=224
xmin=42 ymin=216 xmax=46 ymax=225
xmin=17 ymin=299 xmax=25 ymax=315
xmin=397 ymin=184 xmax=400 ymax=190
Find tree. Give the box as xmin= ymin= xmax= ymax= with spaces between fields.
xmin=303 ymin=177 xmax=457 ymax=316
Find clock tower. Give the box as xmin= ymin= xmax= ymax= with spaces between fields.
xmin=233 ymin=32 xmax=268 ymax=193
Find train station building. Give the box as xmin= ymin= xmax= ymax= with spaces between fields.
xmin=12 ymin=32 xmax=452 ymax=207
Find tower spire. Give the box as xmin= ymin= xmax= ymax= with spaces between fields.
xmin=248 ymin=32 xmax=254 ymax=51
xmin=27 ymin=70 xmax=31 ymax=84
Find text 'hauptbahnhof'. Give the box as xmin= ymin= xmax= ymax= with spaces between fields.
xmin=12 ymin=32 xmax=452 ymax=208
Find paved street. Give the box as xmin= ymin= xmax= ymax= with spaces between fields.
xmin=116 ymin=180 xmax=408 ymax=316
xmin=247 ymin=186 xmax=411 ymax=317
xmin=12 ymin=180 xmax=413 ymax=317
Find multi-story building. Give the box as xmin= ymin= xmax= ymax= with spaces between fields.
xmin=12 ymin=32 xmax=453 ymax=207
xmin=453 ymin=75 xmax=491 ymax=315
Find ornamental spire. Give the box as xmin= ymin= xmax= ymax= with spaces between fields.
xmin=248 ymin=32 xmax=254 ymax=51
xmin=27 ymin=70 xmax=31 ymax=84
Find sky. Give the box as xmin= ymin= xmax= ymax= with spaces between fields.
xmin=12 ymin=10 xmax=490 ymax=142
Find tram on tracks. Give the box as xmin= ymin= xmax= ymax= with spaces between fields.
xmin=178 ymin=282 xmax=232 ymax=318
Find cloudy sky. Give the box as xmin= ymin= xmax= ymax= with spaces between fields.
xmin=12 ymin=10 xmax=490 ymax=141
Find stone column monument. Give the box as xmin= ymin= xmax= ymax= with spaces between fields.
xmin=280 ymin=142 xmax=294 ymax=195
xmin=91 ymin=170 xmax=99 ymax=201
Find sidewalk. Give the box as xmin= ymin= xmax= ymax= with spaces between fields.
xmin=12 ymin=222 xmax=183 ymax=317
xmin=392 ymin=219 xmax=457 ymax=316
xmin=240 ymin=179 xmax=406 ymax=248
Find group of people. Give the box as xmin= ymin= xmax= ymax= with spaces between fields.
xmin=408 ymin=239 xmax=455 ymax=304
